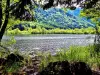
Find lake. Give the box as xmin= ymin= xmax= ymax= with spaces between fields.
xmin=2 ymin=34 xmax=95 ymax=54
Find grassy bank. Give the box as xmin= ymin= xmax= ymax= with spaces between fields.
xmin=0 ymin=43 xmax=100 ymax=74
xmin=38 ymin=45 xmax=100 ymax=71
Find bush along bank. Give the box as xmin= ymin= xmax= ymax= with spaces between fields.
xmin=7 ymin=27 xmax=96 ymax=35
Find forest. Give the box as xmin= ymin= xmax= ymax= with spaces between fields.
xmin=0 ymin=0 xmax=99 ymax=36
xmin=0 ymin=0 xmax=100 ymax=75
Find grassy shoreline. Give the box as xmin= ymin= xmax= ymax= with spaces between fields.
xmin=37 ymin=45 xmax=100 ymax=71
xmin=6 ymin=27 xmax=96 ymax=35
xmin=0 ymin=44 xmax=100 ymax=74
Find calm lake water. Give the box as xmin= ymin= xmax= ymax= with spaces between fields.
xmin=3 ymin=34 xmax=95 ymax=53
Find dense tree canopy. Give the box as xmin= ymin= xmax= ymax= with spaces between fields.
xmin=81 ymin=1 xmax=100 ymax=46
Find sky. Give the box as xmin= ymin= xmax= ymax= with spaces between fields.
xmin=67 ymin=7 xmax=82 ymax=16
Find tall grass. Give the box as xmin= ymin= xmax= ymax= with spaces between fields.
xmin=38 ymin=45 xmax=100 ymax=71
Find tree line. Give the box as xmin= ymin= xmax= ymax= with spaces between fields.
xmin=0 ymin=0 xmax=99 ymax=42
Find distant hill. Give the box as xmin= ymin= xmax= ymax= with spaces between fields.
xmin=34 ymin=7 xmax=95 ymax=29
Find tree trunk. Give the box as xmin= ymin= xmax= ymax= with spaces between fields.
xmin=0 ymin=0 xmax=10 ymax=42
xmin=0 ymin=0 xmax=2 ymax=28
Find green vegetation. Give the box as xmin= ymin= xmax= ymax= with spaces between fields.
xmin=0 ymin=43 xmax=100 ymax=73
xmin=0 ymin=37 xmax=31 ymax=74
xmin=0 ymin=47 xmax=32 ymax=74
xmin=7 ymin=27 xmax=96 ymax=35
xmin=0 ymin=49 xmax=22 ymax=73
xmin=6 ymin=20 xmax=96 ymax=35
xmin=4 ymin=17 xmax=97 ymax=35
xmin=0 ymin=0 xmax=100 ymax=74
xmin=38 ymin=45 xmax=100 ymax=71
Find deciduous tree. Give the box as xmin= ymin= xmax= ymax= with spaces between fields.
xmin=0 ymin=0 xmax=99 ymax=42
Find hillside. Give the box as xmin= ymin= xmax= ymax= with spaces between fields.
xmin=34 ymin=7 xmax=95 ymax=29
xmin=10 ymin=7 xmax=96 ymax=34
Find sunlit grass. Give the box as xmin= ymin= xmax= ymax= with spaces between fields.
xmin=38 ymin=45 xmax=100 ymax=71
